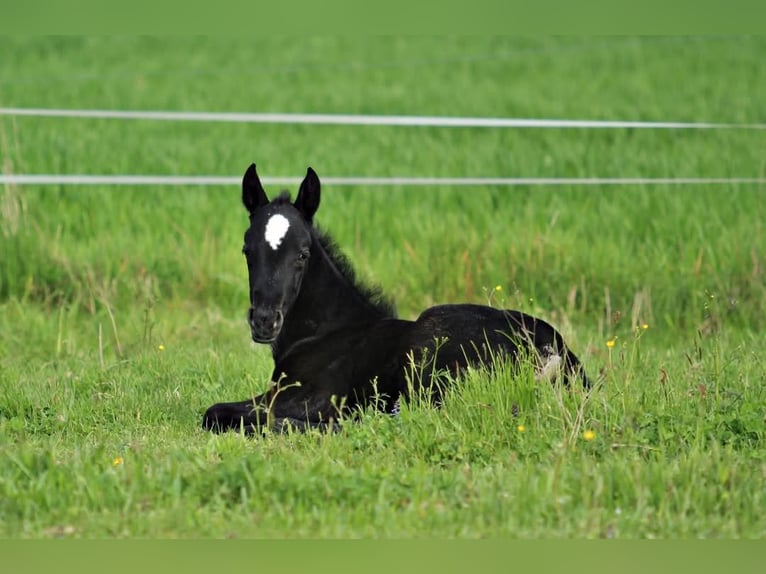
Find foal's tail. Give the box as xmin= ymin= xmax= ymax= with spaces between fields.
xmin=562 ymin=346 xmax=592 ymax=389
xmin=503 ymin=309 xmax=592 ymax=389
xmin=538 ymin=321 xmax=591 ymax=389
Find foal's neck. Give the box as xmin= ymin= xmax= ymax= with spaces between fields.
xmin=272 ymin=232 xmax=393 ymax=359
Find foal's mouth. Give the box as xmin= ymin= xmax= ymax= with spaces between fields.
xmin=251 ymin=332 xmax=278 ymax=344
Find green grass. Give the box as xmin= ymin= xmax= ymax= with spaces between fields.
xmin=0 ymin=36 xmax=765 ymax=538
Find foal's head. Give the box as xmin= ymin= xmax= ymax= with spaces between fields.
xmin=241 ymin=163 xmax=320 ymax=343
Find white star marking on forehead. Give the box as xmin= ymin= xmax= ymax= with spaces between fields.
xmin=264 ymin=214 xmax=290 ymax=250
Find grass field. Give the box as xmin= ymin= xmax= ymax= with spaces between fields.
xmin=0 ymin=36 xmax=765 ymax=538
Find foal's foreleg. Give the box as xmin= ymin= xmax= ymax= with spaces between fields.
xmin=201 ymin=394 xmax=269 ymax=434
xmin=202 ymin=391 xmax=342 ymax=434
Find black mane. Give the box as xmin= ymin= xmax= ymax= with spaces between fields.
xmin=312 ymin=225 xmax=397 ymax=318
xmin=274 ymin=189 xmax=396 ymax=319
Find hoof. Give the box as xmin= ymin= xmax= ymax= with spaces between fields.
xmin=201 ymin=401 xmax=259 ymax=433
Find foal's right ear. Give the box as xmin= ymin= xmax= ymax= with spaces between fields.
xmin=242 ymin=163 xmax=269 ymax=213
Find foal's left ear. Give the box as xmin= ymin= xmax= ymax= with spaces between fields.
xmin=294 ymin=167 xmax=321 ymax=222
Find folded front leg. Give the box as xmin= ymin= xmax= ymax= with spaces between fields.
xmin=202 ymin=396 xmax=268 ymax=434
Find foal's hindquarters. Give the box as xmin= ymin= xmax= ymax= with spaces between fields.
xmin=403 ymin=303 xmax=590 ymax=394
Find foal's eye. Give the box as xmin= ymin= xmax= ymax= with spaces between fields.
xmin=296 ymin=249 xmax=309 ymax=264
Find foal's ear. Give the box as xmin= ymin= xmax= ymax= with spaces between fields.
xmin=294 ymin=167 xmax=321 ymax=222
xmin=242 ymin=163 xmax=269 ymax=213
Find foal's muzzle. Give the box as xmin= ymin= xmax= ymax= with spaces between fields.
xmin=248 ymin=307 xmax=284 ymax=343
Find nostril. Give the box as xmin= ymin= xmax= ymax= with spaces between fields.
xmin=249 ymin=307 xmax=282 ymax=333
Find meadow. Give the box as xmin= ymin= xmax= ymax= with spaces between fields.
xmin=0 ymin=36 xmax=764 ymax=537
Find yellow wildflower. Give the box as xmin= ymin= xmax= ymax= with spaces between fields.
xmin=158 ymin=344 xmax=165 ymax=351
xmin=582 ymin=430 xmax=596 ymax=441
xmin=641 ymin=323 xmax=649 ymax=330
xmin=112 ymin=456 xmax=124 ymax=466
xmin=606 ymin=339 xmax=616 ymax=348
xmin=494 ymin=285 xmax=503 ymax=292
xmin=517 ymin=425 xmax=525 ymax=433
